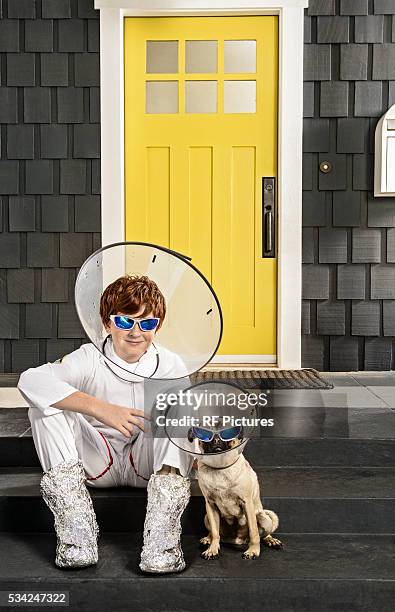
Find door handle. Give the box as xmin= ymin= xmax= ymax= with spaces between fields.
xmin=265 ymin=207 xmax=273 ymax=253
xmin=262 ymin=177 xmax=276 ymax=258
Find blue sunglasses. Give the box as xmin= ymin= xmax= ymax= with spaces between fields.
xmin=192 ymin=425 xmax=242 ymax=442
xmin=110 ymin=315 xmax=160 ymax=332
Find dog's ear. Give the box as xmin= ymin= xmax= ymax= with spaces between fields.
xmin=187 ymin=428 xmax=195 ymax=443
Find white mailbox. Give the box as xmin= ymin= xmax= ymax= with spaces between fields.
xmin=375 ymin=103 xmax=395 ymax=196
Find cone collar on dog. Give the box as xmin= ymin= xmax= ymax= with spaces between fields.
xmin=75 ymin=242 xmax=223 ymax=381
xmin=153 ymin=381 xmax=259 ymax=463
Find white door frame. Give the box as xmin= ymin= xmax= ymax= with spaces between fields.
xmin=95 ymin=0 xmax=307 ymax=369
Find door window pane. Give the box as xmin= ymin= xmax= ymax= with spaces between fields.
xmin=185 ymin=81 xmax=217 ymax=113
xmin=224 ymin=80 xmax=256 ymax=113
xmin=224 ymin=40 xmax=256 ymax=73
xmin=185 ymin=40 xmax=217 ymax=73
xmin=146 ymin=41 xmax=178 ymax=73
xmin=146 ymin=81 xmax=178 ymax=113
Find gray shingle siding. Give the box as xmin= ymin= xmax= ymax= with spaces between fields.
xmin=303 ymin=0 xmax=395 ymax=369
xmin=0 ymin=1 xmax=99 ymax=371
xmin=25 ymin=20 xmax=53 ymax=52
xmin=341 ymin=1 xmax=368 ymax=17
xmin=7 ymin=269 xmax=35 ymax=303
xmin=1 ymin=1 xmax=394 ymax=371
xmin=308 ymin=1 xmax=336 ymax=17
xmin=340 ymin=44 xmax=368 ymax=80
xmin=329 ymin=336 xmax=360 ymax=370
xmin=374 ymin=0 xmax=395 ymax=15
xmin=364 ymin=337 xmax=393 ymax=369
xmin=355 ymin=16 xmax=384 ymax=42
xmin=42 ymin=1 xmax=71 ymax=20
xmin=333 ymin=191 xmax=361 ymax=226
xmin=337 ymin=265 xmax=366 ymax=299
xmin=317 ymin=300 xmax=346 ymax=335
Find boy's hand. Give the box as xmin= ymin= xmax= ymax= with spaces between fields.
xmin=93 ymin=403 xmax=149 ymax=438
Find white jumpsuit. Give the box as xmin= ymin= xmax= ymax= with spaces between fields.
xmin=17 ymin=339 xmax=194 ymax=488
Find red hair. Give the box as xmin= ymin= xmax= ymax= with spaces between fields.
xmin=100 ymin=275 xmax=166 ymax=329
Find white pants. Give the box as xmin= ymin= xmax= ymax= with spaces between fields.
xmin=28 ymin=407 xmax=194 ymax=488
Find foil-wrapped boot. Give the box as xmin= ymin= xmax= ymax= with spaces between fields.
xmin=40 ymin=458 xmax=99 ymax=569
xmin=140 ymin=473 xmax=191 ymax=573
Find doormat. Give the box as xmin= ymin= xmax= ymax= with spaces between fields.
xmin=190 ymin=368 xmax=333 ymax=390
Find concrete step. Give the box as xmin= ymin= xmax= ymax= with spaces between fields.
xmin=2 ymin=407 xmax=395 ymax=468
xmin=245 ymin=437 xmax=395 ymax=467
xmin=3 ymin=436 xmax=395 ymax=468
xmin=0 ymin=532 xmax=393 ymax=611
xmin=1 ymin=466 xmax=394 ymax=534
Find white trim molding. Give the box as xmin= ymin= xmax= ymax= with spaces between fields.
xmin=96 ymin=0 xmax=308 ymax=10
xmin=96 ymin=0 xmax=307 ymax=369
xmin=374 ymin=104 xmax=395 ymax=197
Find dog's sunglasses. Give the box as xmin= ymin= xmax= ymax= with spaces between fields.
xmin=109 ymin=315 xmax=160 ymax=332
xmin=192 ymin=425 xmax=242 ymax=442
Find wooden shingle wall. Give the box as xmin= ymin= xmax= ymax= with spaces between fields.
xmin=1 ymin=0 xmax=395 ymax=371
xmin=302 ymin=0 xmax=395 ymax=370
xmin=0 ymin=0 xmax=100 ymax=372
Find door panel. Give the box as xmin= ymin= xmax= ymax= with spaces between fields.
xmin=124 ymin=16 xmax=278 ymax=358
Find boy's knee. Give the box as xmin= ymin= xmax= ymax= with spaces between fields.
xmin=28 ymin=406 xmax=81 ymax=435
xmin=28 ymin=405 xmax=67 ymax=421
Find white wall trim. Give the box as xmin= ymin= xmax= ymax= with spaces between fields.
xmin=374 ymin=104 xmax=395 ymax=197
xmin=96 ymin=0 xmax=306 ymax=369
xmin=96 ymin=0 xmax=308 ymax=10
xmin=99 ymin=8 xmax=125 ymax=245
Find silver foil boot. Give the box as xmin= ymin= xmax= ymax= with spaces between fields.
xmin=40 ymin=458 xmax=99 ymax=569
xmin=140 ymin=473 xmax=191 ymax=574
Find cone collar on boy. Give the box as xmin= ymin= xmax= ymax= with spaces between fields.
xmin=74 ymin=241 xmax=223 ymax=381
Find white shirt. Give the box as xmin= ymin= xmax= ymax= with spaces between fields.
xmin=18 ymin=339 xmax=190 ymax=448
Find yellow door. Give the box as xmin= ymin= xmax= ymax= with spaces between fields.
xmin=124 ymin=16 xmax=278 ymax=361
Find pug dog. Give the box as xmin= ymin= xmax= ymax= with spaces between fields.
xmin=188 ymin=423 xmax=283 ymax=560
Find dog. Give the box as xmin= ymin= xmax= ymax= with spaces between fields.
xmin=188 ymin=423 xmax=283 ymax=560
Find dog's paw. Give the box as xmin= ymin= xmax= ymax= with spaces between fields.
xmin=201 ymin=546 xmax=220 ymax=560
xmin=199 ymin=536 xmax=211 ymax=547
xmin=263 ymin=535 xmax=283 ymax=549
xmin=242 ymin=547 xmax=260 ymax=560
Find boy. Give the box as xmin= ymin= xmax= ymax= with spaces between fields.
xmin=18 ymin=274 xmax=194 ymax=574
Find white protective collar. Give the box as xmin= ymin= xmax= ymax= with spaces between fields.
xmin=74 ymin=242 xmax=223 ymax=379
xmin=101 ymin=336 xmax=159 ymax=383
xmin=196 ymin=439 xmax=248 ymax=469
